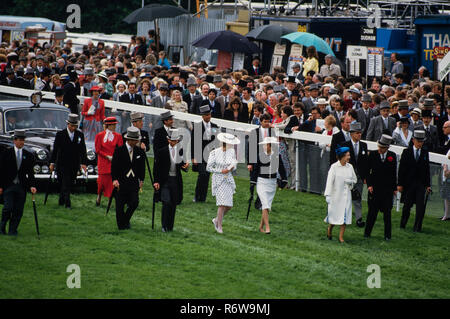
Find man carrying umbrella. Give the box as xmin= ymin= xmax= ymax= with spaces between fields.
xmin=0 ymin=130 xmax=37 ymax=236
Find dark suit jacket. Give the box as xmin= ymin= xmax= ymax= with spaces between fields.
xmin=111 ymin=144 xmax=145 ymax=192
xmin=398 ymin=146 xmax=431 ymax=192
xmin=342 ymin=140 xmax=369 ymax=181
xmin=246 ymin=66 xmax=261 ymax=76
xmin=153 ymin=126 xmax=169 ymax=153
xmin=10 ymin=76 xmax=31 ymax=90
xmin=367 ymin=150 xmax=397 ymax=211
xmin=63 ymin=82 xmax=80 ymax=115
xmin=119 ymin=93 xmax=144 ymax=105
xmin=284 ymin=115 xmax=305 ymax=134
xmin=223 ymin=108 xmax=249 ymax=123
xmin=50 ymin=129 xmax=87 ymax=173
xmin=183 ymin=92 xmax=198 ymax=112
xmin=191 ymin=95 xmax=208 ymax=114
xmin=191 ymin=121 xmax=218 ymax=163
xmin=0 ymin=147 xmax=36 ymax=190
xmin=356 ymin=107 xmax=377 ymax=139
xmin=153 ymin=145 xmax=187 ymax=205
xmin=330 ymin=130 xmax=347 ymax=166
xmin=415 ymin=124 xmax=439 ymax=153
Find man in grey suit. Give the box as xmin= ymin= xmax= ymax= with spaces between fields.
xmin=366 ymin=101 xmax=396 ymax=142
xmin=149 ymin=84 xmax=170 ymax=144
xmin=302 ymin=84 xmax=319 ymax=114
xmin=357 ymin=94 xmax=378 ymax=140
xmin=415 ymin=109 xmax=439 ymax=152
xmin=330 ymin=98 xmax=345 ymax=130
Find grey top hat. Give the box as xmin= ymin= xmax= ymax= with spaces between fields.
xmin=329 ymin=87 xmax=339 ymax=95
xmin=423 ymin=98 xmax=434 ymax=108
xmin=84 ymin=67 xmax=94 ymax=75
xmin=199 ymin=105 xmax=211 ymax=115
xmin=380 ymin=101 xmax=390 ymax=110
xmin=159 ymin=83 xmax=169 ymax=90
xmin=308 ymin=84 xmax=319 ymax=91
xmin=167 ymin=128 xmax=183 ymax=141
xmin=398 ymin=99 xmax=409 ymax=109
xmin=413 ymin=130 xmax=426 ymax=141
xmin=349 ymin=122 xmax=362 ymax=133
xmin=5 ymin=68 xmax=14 ymax=74
xmin=349 ymin=88 xmax=361 ymax=95
xmin=187 ymin=77 xmax=197 ymax=86
xmin=130 ymin=112 xmax=144 ymax=122
xmin=377 ymin=134 xmax=392 ymax=148
xmin=160 ymin=111 xmax=173 ymax=121
xmin=66 ymin=113 xmax=80 ymax=125
xmin=124 ymin=126 xmax=141 ymax=140
xmin=273 ymin=85 xmax=284 ymax=93
xmin=213 ymin=75 xmax=222 ymax=83
xmin=13 ymin=129 xmax=26 ymax=139
xmin=361 ymin=94 xmax=372 ymax=102
xmin=25 ymin=67 xmax=34 ymax=75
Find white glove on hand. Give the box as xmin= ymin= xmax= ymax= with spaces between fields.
xmin=326 ymin=196 xmax=331 ymax=204
xmin=87 ymin=105 xmax=96 ymax=115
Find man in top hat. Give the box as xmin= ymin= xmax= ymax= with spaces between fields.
xmin=213 ymin=75 xmax=223 ymax=90
xmin=10 ymin=66 xmax=31 ymax=89
xmin=436 ymin=100 xmax=450 ymax=145
xmin=319 ymin=54 xmax=341 ymax=78
xmin=123 ymin=112 xmax=150 ymax=152
xmin=191 ymin=104 xmax=218 ymax=203
xmin=153 ymin=111 xmax=174 ymax=153
xmin=153 ymin=129 xmax=189 ymax=232
xmin=285 ymin=76 xmax=297 ymax=99
xmin=111 ymin=126 xmax=145 ymax=230
xmin=0 ymin=68 xmax=16 ymax=86
xmin=342 ymin=122 xmax=369 ymax=227
xmin=366 ymin=101 xmax=397 ymax=142
xmin=54 ymin=87 xmax=65 ymax=106
xmin=49 ymin=114 xmax=87 ymax=209
xmin=302 ymin=84 xmax=319 ymax=114
xmin=0 ymin=130 xmax=37 ymax=236
xmin=391 ymin=99 xmax=410 ymax=124
xmin=183 ymin=77 xmax=199 ymax=110
xmin=415 ymin=109 xmax=439 ymax=153
xmin=95 ymin=117 xmax=123 ymax=206
xmin=398 ymin=130 xmax=431 ymax=232
xmin=364 ymin=135 xmax=397 ymax=240
xmin=357 ymin=94 xmax=377 ymax=140
xmin=63 ymin=70 xmax=80 ymax=115
xmin=190 ymin=82 xmax=211 ymax=115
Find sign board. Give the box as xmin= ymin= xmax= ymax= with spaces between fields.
xmin=347 ymin=45 xmax=367 ymax=77
xmin=273 ymin=43 xmax=286 ymax=56
xmin=232 ymin=52 xmax=244 ymax=71
xmin=360 ymin=27 xmax=376 ymax=46
xmin=270 ymin=55 xmax=283 ymax=74
xmin=346 ymin=45 xmax=368 ymax=60
xmin=438 ymin=51 xmax=450 ymax=81
xmin=433 ymin=46 xmax=450 ymax=60
xmin=367 ymin=47 xmax=384 ymax=77
xmin=290 ymin=44 xmax=303 ymax=57
xmin=297 ymin=24 xmax=307 ymax=32
xmin=287 ymin=56 xmax=303 ymax=76
xmin=0 ymin=21 xmax=21 ymax=30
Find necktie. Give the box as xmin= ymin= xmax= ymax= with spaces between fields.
xmin=354 ymin=143 xmax=358 ymax=161
xmin=415 ymin=149 xmax=420 ymax=162
xmin=16 ymin=149 xmax=22 ymax=169
xmin=70 ymin=133 xmax=73 ymax=142
xmin=129 ymin=148 xmax=133 ymax=161
xmin=381 ymin=154 xmax=385 ymax=162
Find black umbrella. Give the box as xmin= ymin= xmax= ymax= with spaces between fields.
xmin=192 ymin=30 xmax=261 ymax=54
xmin=123 ymin=4 xmax=188 ymax=24
xmin=246 ymin=24 xmax=295 ymax=43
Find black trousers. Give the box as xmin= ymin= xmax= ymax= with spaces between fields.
xmin=365 ymin=205 xmax=392 ymax=239
xmin=161 ymin=177 xmax=178 ymax=231
xmin=58 ymin=168 xmax=77 ymax=207
xmin=401 ymin=183 xmax=426 ymax=232
xmin=1 ymin=184 xmax=26 ymax=234
xmin=115 ymin=181 xmax=139 ymax=230
xmin=194 ymin=163 xmax=210 ymax=202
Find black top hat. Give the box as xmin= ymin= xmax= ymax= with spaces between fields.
xmin=55 ymin=87 xmax=64 ymax=97
xmin=399 ymin=116 xmax=410 ymax=123
xmin=398 ymin=100 xmax=409 ymax=109
xmin=180 ymin=70 xmax=189 ymax=80
xmin=205 ymin=75 xmax=214 ymax=84
xmin=199 ymin=105 xmax=211 ymax=115
xmin=160 ymin=111 xmax=173 ymax=121
xmin=287 ymin=75 xmax=296 ymax=83
xmin=421 ymin=109 xmax=432 ymax=118
xmin=237 ymin=79 xmax=247 ymax=87
xmin=13 ymin=129 xmax=26 ymax=139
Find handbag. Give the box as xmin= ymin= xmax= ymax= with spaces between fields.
xmin=351 ymin=188 xmax=361 ymax=201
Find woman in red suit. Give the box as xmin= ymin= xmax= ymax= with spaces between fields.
xmin=82 ymin=86 xmax=105 ymax=141
xmin=95 ymin=117 xmax=123 ymax=206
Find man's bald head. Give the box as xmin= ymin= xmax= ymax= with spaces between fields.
xmin=443 ymin=120 xmax=450 ymax=136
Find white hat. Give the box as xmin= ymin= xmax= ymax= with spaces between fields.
xmin=315 ymin=98 xmax=328 ymax=105
xmin=217 ymin=133 xmax=240 ymax=145
xmin=115 ymin=80 xmax=128 ymax=90
xmin=258 ymin=136 xmax=279 ymax=145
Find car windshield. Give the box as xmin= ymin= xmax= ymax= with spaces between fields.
xmin=4 ymin=108 xmax=69 ymax=132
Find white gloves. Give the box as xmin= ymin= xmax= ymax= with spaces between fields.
xmin=87 ymin=105 xmax=96 ymax=115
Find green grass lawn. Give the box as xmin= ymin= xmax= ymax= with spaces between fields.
xmin=0 ymin=158 xmax=449 ymax=299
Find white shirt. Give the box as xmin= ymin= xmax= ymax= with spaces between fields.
xmin=125 ymin=142 xmax=135 ymax=177
xmin=168 ymin=145 xmax=177 ymax=176
xmin=164 ymin=125 xmax=170 ymax=133
xmin=203 ymin=120 xmax=211 ymax=140
xmin=67 ymin=128 xmax=74 ymax=141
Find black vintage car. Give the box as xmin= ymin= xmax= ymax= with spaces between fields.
xmin=0 ymin=100 xmax=98 ymax=191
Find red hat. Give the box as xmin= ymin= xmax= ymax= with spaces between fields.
xmin=89 ymin=85 xmax=102 ymax=92
xmin=103 ymin=117 xmax=118 ymax=125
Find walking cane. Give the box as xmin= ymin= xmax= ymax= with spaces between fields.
xmin=144 ymin=155 xmax=157 ymax=230
xmin=424 ymin=189 xmax=432 ymax=213
xmin=32 ymin=194 xmax=40 ymax=240
xmin=246 ymin=183 xmax=255 ymax=221
xmin=105 ymin=188 xmax=116 ymax=216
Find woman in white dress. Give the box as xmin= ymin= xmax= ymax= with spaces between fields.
xmin=392 ymin=117 xmax=412 ymax=147
xmin=255 ymin=136 xmax=287 ymax=234
xmin=206 ymin=133 xmax=240 ymax=234
xmin=324 ymin=146 xmax=357 ymax=243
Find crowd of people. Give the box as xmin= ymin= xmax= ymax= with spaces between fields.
xmin=0 ymin=33 xmax=449 ymax=239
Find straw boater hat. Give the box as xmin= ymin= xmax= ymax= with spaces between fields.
xmin=13 ymin=129 xmax=26 ymax=139
xmin=167 ymin=128 xmax=183 ymax=141
xmin=124 ymin=126 xmax=141 ymax=141
xmin=377 ymin=134 xmax=392 ymax=148
xmin=258 ymin=136 xmax=279 ymax=145
xmin=66 ymin=114 xmax=79 ymax=125
xmin=315 ymin=98 xmax=328 ymax=105
xmin=130 ymin=112 xmax=144 ymax=122
xmin=413 ymin=130 xmax=426 ymax=141
xmin=217 ymin=133 xmax=240 ymax=145
xmin=103 ymin=117 xmax=118 ymax=125
xmin=410 ymin=108 xmax=422 ymax=116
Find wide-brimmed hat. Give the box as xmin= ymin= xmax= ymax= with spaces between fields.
xmin=124 ymin=126 xmax=141 ymax=140
xmin=398 ymin=100 xmax=409 ymax=109
xmin=258 ymin=136 xmax=279 ymax=145
xmin=167 ymin=128 xmax=183 ymax=141
xmin=377 ymin=134 xmax=392 ymax=148
xmin=413 ymin=130 xmax=426 ymax=141
xmin=199 ymin=105 xmax=211 ymax=115
xmin=187 ymin=77 xmax=197 ymax=87
xmin=66 ymin=113 xmax=80 ymax=125
xmin=335 ymin=146 xmax=350 ymax=155
xmin=89 ymin=85 xmax=102 ymax=92
xmin=130 ymin=112 xmax=144 ymax=122
xmin=217 ymin=133 xmax=240 ymax=145
xmin=349 ymin=122 xmax=362 ymax=132
xmin=160 ymin=111 xmax=173 ymax=121
xmin=315 ymin=98 xmax=328 ymax=105
xmin=348 ymin=88 xmax=361 ymax=95
xmin=361 ymin=94 xmax=372 ymax=102
xmin=380 ymin=101 xmax=391 ymax=110
xmin=103 ymin=116 xmax=118 ymax=125
xmin=410 ymin=108 xmax=422 ymax=116
xmin=13 ymin=129 xmax=26 ymax=139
